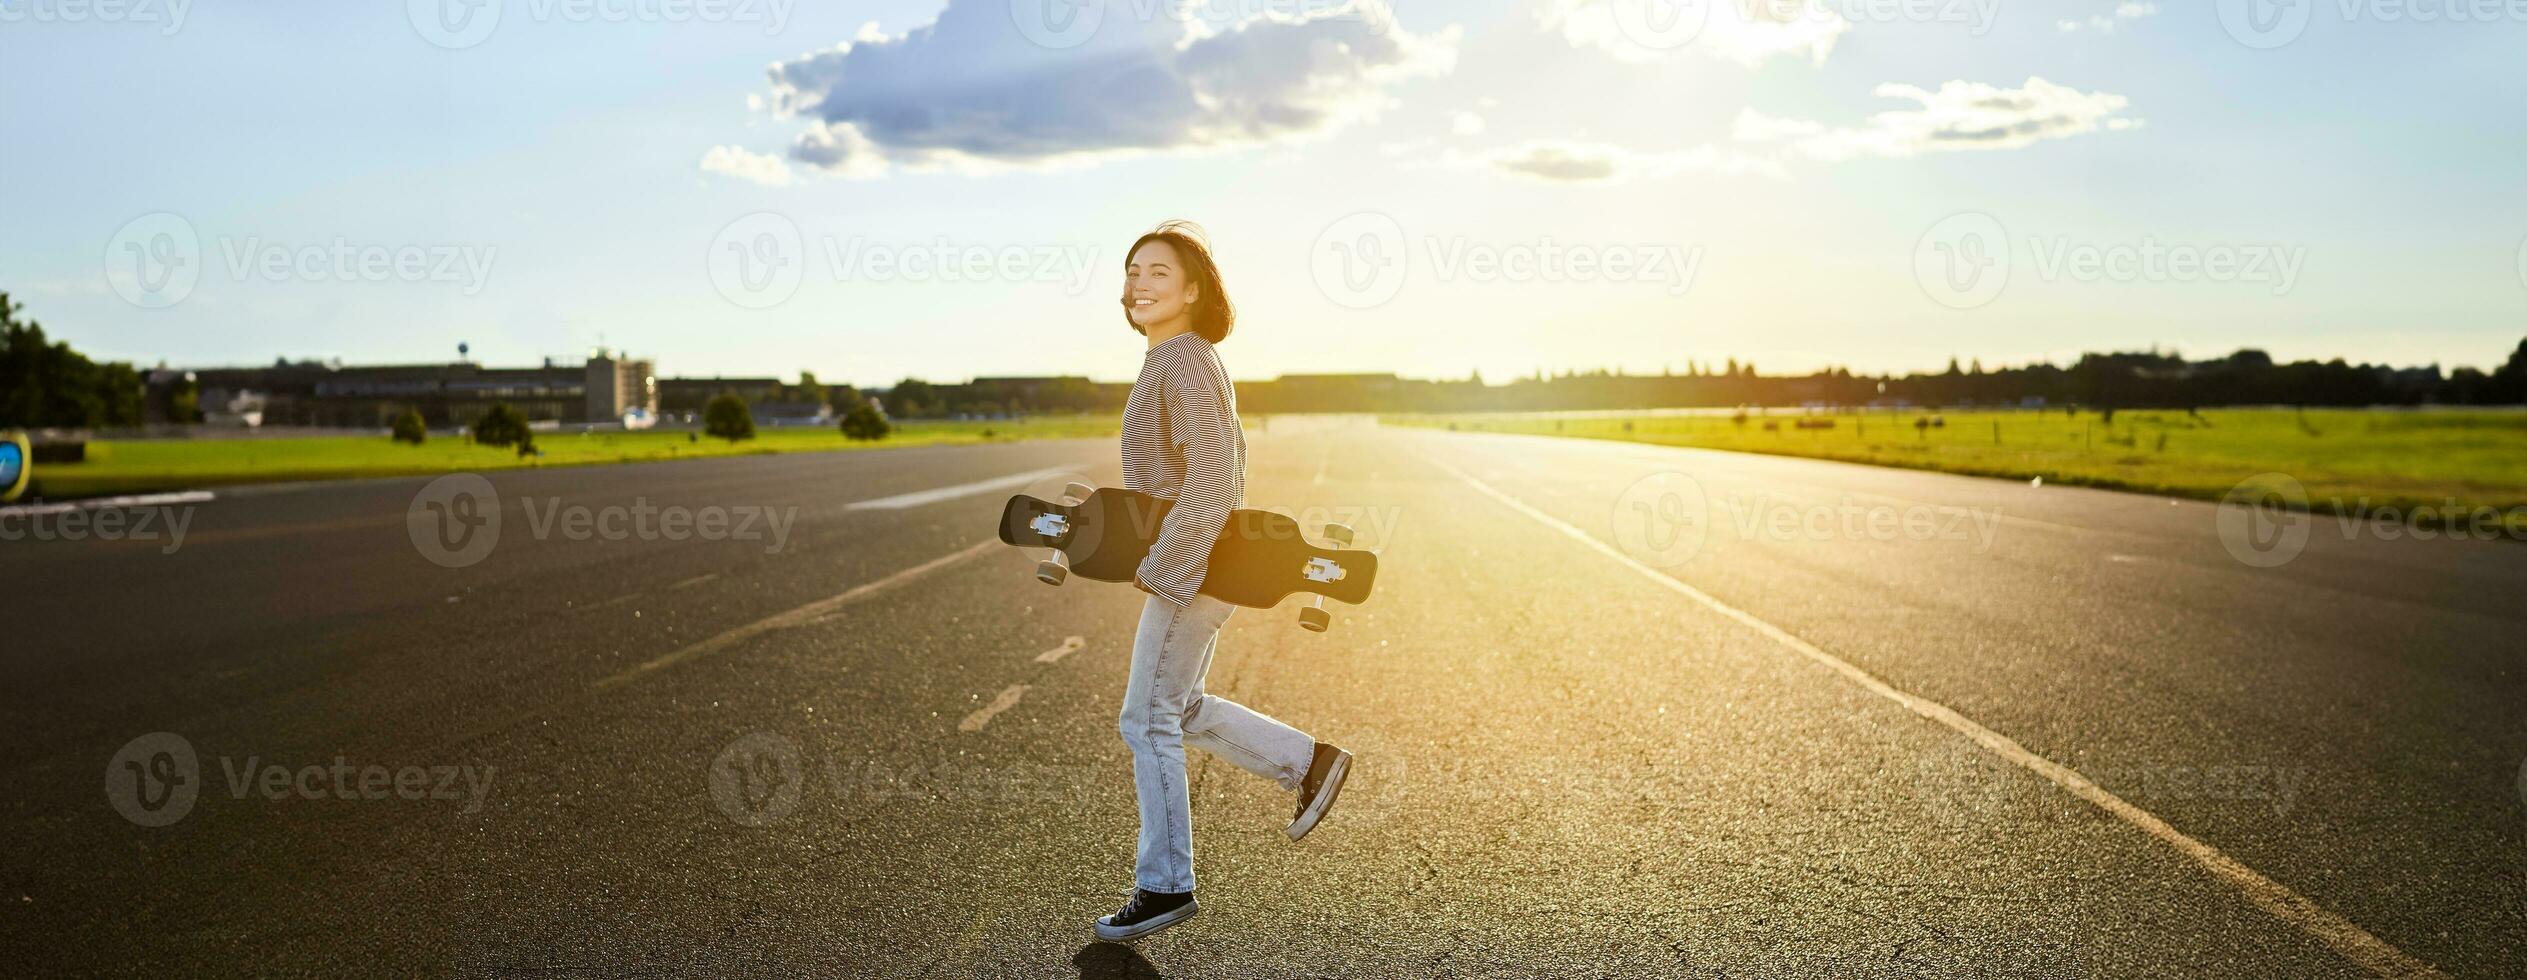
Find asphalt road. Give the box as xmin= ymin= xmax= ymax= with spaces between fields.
xmin=3 ymin=419 xmax=2521 ymax=978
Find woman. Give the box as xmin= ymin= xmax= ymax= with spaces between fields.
xmin=1094 ymin=221 xmax=1352 ymax=943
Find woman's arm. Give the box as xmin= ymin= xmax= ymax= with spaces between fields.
xmin=1134 ymin=362 xmax=1240 ymax=606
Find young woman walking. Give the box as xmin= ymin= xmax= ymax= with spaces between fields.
xmin=1093 ymin=221 xmax=1352 ymax=943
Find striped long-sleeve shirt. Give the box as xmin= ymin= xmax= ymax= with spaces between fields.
xmin=1121 ymin=332 xmax=1246 ymax=606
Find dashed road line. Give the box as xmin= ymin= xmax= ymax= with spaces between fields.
xmin=1418 ymin=451 xmax=2442 ymax=980
xmin=594 ymin=538 xmax=998 ymax=689
xmin=958 ymin=684 xmax=1031 ymax=732
xmin=845 ymin=467 xmax=1071 ymax=511
xmin=1033 ymin=636 xmax=1086 ymax=664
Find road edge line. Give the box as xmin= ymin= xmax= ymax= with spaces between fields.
xmin=1416 ymin=451 xmax=2441 ymax=980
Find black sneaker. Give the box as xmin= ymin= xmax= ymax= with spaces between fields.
xmin=1092 ymin=888 xmax=1198 ymax=942
xmin=1286 ymin=742 xmax=1351 ymax=842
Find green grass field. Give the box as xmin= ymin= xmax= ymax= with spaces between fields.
xmin=1384 ymin=408 xmax=2527 ymax=531
xmin=28 ymin=416 xmax=1118 ymax=499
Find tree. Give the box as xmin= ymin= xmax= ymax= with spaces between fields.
xmin=885 ymin=378 xmax=938 ymax=418
xmin=472 ymin=403 xmax=531 ymax=448
xmin=704 ymin=393 xmax=756 ymax=441
xmin=840 ymin=402 xmax=890 ymax=441
xmin=0 ymin=293 xmax=145 ymax=429
xmin=391 ymin=408 xmax=427 ymax=445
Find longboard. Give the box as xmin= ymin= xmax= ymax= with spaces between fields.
xmin=999 ymin=484 xmax=1378 ymax=632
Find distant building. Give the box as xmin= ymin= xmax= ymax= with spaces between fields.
xmin=165 ymin=352 xmax=657 ymax=428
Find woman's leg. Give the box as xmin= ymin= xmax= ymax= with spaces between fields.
xmin=1178 ymin=602 xmax=1316 ymax=792
xmin=1117 ymin=593 xmax=1233 ymax=893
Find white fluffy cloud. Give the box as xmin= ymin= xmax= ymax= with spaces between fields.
xmin=2058 ymin=1 xmax=2157 ymax=32
xmin=1734 ymin=77 xmax=2138 ymax=161
xmin=1457 ymin=139 xmax=1786 ymax=182
xmin=720 ymin=1 xmax=1458 ymax=180
xmin=699 ymin=145 xmax=795 ymax=186
xmin=1538 ymin=0 xmax=1847 ymax=68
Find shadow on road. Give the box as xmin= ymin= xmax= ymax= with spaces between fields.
xmin=1071 ymin=941 xmax=1164 ymax=979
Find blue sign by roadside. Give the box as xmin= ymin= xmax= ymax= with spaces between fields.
xmin=0 ymin=433 xmax=28 ymax=503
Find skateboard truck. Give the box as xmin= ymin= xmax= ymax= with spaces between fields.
xmin=1036 ymin=482 xmax=1096 ymax=586
xmin=1298 ymin=523 xmax=1354 ymax=633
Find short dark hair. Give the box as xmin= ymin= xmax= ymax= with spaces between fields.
xmin=1120 ymin=219 xmax=1234 ymax=343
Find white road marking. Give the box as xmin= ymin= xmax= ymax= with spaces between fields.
xmin=1034 ymin=636 xmax=1087 ymax=664
xmin=1419 ymin=452 xmax=2442 ymax=980
xmin=594 ymin=538 xmax=998 ymax=689
xmin=958 ymin=684 xmax=1031 ymax=732
xmin=0 ymin=490 xmax=214 ymax=515
xmin=846 ymin=467 xmax=1071 ymax=511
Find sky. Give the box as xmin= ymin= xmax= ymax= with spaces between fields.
xmin=4 ymin=0 xmax=2525 ymax=387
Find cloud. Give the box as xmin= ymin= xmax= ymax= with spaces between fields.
xmin=1457 ymin=139 xmax=1786 ymax=182
xmin=739 ymin=1 xmax=1458 ymax=179
xmin=1538 ymin=0 xmax=1847 ymax=68
xmin=1734 ymin=77 xmax=2138 ymax=161
xmin=699 ymin=145 xmax=796 ymax=186
xmin=2058 ymin=1 xmax=2157 ymax=32
xmin=1452 ymin=110 xmax=1487 ymax=136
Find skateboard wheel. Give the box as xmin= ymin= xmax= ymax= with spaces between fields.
xmin=1298 ymin=606 xmax=1331 ymax=632
xmin=1322 ymin=523 xmax=1355 ymax=548
xmin=1035 ymin=560 xmax=1068 ymax=586
xmin=1063 ymin=482 xmax=1095 ymax=503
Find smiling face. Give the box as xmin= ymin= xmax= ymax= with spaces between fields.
xmin=1125 ymin=238 xmax=1200 ymax=335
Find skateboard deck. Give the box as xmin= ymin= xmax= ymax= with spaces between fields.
xmin=998 ymin=487 xmax=1376 ymax=610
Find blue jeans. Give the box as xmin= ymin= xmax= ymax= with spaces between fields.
xmin=1118 ymin=593 xmax=1315 ymax=893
